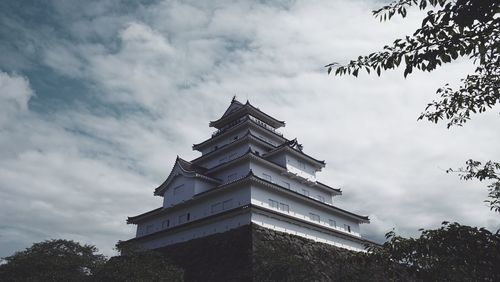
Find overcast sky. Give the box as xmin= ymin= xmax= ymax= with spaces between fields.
xmin=1 ymin=0 xmax=499 ymax=258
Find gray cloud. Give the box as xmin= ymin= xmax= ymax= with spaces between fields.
xmin=0 ymin=0 xmax=498 ymax=257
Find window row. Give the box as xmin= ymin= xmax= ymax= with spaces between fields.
xmin=268 ymin=199 xmax=289 ymax=213
xmin=263 ymin=173 xmax=327 ymax=203
xmin=211 ymin=199 xmax=234 ymax=213
xmin=144 ymin=212 xmax=192 ymax=234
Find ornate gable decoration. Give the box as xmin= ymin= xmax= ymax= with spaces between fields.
xmin=154 ymin=157 xmax=221 ymax=196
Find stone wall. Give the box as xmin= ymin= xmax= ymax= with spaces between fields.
xmin=157 ymin=224 xmax=389 ymax=282
xmin=157 ymin=225 xmax=253 ymax=282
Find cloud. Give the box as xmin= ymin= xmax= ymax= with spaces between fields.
xmin=0 ymin=71 xmax=34 ymax=113
xmin=0 ymin=0 xmax=499 ymax=258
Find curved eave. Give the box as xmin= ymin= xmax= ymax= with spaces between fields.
xmin=209 ymin=103 xmax=285 ymax=129
xmin=154 ymin=173 xmax=221 ymax=196
xmin=153 ymin=158 xmax=220 ymax=196
xmin=249 ymin=173 xmax=369 ymax=223
xmin=127 ymin=207 xmax=163 ymax=224
xmin=264 ymin=146 xmax=326 ymax=169
xmin=191 ymin=132 xmax=276 ymax=164
xmin=196 ymin=170 xmax=369 ymax=223
xmin=193 ymin=118 xmax=287 ymax=151
xmin=205 ymin=151 xmax=337 ymax=194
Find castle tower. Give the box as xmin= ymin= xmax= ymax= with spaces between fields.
xmin=126 ymin=98 xmax=371 ymax=251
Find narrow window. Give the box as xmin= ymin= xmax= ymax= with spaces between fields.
xmin=262 ymin=173 xmax=272 ymax=182
xmin=317 ymin=195 xmax=325 ymax=202
xmin=211 ymin=202 xmax=222 ymax=213
xmin=298 ymin=161 xmax=306 ymax=169
xmin=187 ymin=213 xmax=190 ymax=221
xmin=223 ymin=199 xmax=233 ymax=210
xmin=162 ymin=219 xmax=170 ymax=229
xmin=268 ymin=199 xmax=279 ymax=209
xmin=329 ymin=219 xmax=336 ymax=228
xmin=344 ymin=224 xmax=351 ymax=232
xmin=309 ymin=213 xmax=320 ymax=222
xmin=279 ymin=203 xmax=289 ymax=213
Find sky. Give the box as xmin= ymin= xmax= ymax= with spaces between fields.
xmin=1 ymin=0 xmax=499 ymax=258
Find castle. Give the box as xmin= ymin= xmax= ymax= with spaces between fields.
xmin=125 ymin=98 xmax=371 ymax=251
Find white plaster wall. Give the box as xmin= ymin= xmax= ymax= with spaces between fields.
xmin=140 ymin=212 xmax=252 ymax=249
xmin=198 ymin=127 xmax=248 ymax=155
xmin=250 ymin=184 xmax=361 ymax=236
xmin=162 ymin=177 xmax=195 ymax=208
xmin=210 ymin=162 xmax=250 ymax=185
xmin=251 ymin=213 xmax=366 ymax=252
xmin=194 ymin=180 xmax=214 ymax=195
xmin=196 ymin=142 xmax=250 ymax=169
xmin=138 ymin=185 xmax=251 ymax=237
xmin=249 ymin=127 xmax=282 ymax=147
xmin=285 ymin=155 xmax=317 ymax=181
xmin=249 ymin=161 xmax=333 ymax=205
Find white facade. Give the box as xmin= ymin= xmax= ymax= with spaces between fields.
xmin=126 ymin=98 xmax=371 ymax=251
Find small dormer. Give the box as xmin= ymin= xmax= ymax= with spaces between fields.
xmin=263 ymin=139 xmax=325 ymax=181
xmin=154 ymin=157 xmax=221 ymax=207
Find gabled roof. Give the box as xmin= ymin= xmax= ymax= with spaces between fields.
xmin=153 ymin=157 xmax=221 ymax=196
xmin=209 ymin=98 xmax=285 ymax=129
xmin=191 ymin=130 xmax=275 ymax=164
xmin=264 ymin=138 xmax=326 ymax=169
xmin=204 ymin=149 xmax=340 ymax=194
xmin=193 ymin=115 xmax=288 ymax=151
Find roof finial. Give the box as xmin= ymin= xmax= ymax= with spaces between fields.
xmin=231 ymin=95 xmax=237 ymax=102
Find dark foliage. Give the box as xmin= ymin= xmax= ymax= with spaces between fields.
xmin=0 ymin=239 xmax=106 ymax=282
xmin=326 ymin=0 xmax=499 ymax=212
xmin=94 ymin=248 xmax=183 ymax=282
xmin=0 ymin=239 xmax=184 ymax=282
xmin=368 ymin=222 xmax=500 ymax=281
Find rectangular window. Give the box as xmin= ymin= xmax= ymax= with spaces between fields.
xmin=344 ymin=224 xmax=351 ymax=233
xmin=173 ymin=185 xmax=184 ymax=196
xmin=162 ymin=219 xmax=170 ymax=229
xmin=302 ymin=189 xmax=310 ymax=197
xmin=317 ymin=195 xmax=325 ymax=202
xmin=309 ymin=213 xmax=320 ymax=222
xmin=262 ymin=173 xmax=272 ymax=182
xmin=329 ymin=219 xmax=336 ymax=228
xmin=298 ymin=161 xmax=306 ymax=169
xmin=211 ymin=202 xmax=222 ymax=213
xmin=223 ymin=199 xmax=233 ymax=210
xmin=268 ymin=199 xmax=279 ymax=209
xmin=227 ymin=173 xmax=237 ymax=182
xmin=279 ymin=203 xmax=289 ymax=213
xmin=282 ymin=181 xmax=290 ymax=189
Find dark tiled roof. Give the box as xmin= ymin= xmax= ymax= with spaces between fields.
xmin=264 ymin=138 xmax=326 ymax=167
xmin=210 ymin=98 xmax=285 ymax=129
xmin=153 ymin=157 xmax=219 ymax=196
